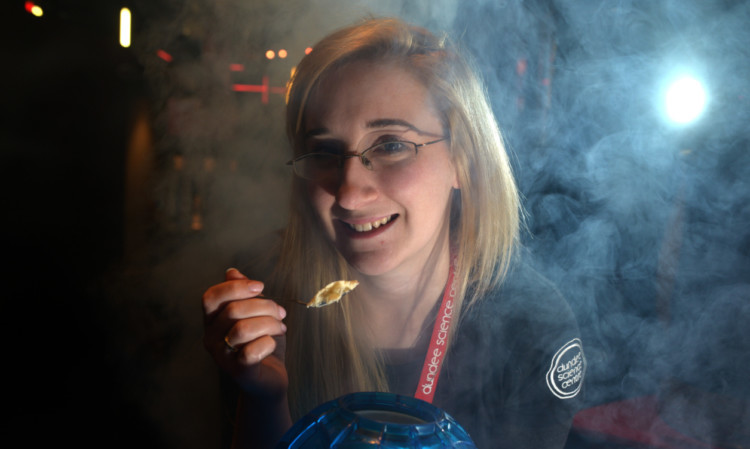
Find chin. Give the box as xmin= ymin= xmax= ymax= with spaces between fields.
xmin=339 ymin=248 xmax=400 ymax=277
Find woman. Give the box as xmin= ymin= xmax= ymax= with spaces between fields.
xmin=203 ymin=18 xmax=584 ymax=448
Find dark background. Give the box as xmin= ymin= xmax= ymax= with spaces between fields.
xmin=3 ymin=1 xmax=748 ymax=447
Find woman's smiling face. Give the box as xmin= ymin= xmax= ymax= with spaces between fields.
xmin=303 ymin=60 xmax=459 ymax=278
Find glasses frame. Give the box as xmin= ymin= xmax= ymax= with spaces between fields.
xmin=286 ymin=137 xmax=447 ymax=181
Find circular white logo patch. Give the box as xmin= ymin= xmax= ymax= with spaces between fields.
xmin=546 ymin=338 xmax=585 ymax=399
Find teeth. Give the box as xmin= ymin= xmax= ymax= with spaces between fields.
xmin=350 ymin=216 xmax=392 ymax=232
xmin=356 ymin=222 xmax=372 ymax=232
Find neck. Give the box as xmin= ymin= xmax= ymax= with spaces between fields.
xmin=356 ymin=238 xmax=452 ymax=349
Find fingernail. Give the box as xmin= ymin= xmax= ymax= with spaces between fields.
xmin=278 ymin=306 xmax=287 ymax=319
xmin=225 ymin=267 xmax=238 ymax=273
xmin=280 ymin=323 xmax=287 ymax=333
xmin=248 ymin=282 xmax=263 ymax=293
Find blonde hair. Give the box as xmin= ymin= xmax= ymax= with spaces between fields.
xmin=270 ymin=17 xmax=521 ymax=419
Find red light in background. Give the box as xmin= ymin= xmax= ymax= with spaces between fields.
xmin=265 ymin=50 xmax=276 ymax=60
xmin=278 ymin=49 xmax=288 ymax=59
xmin=516 ymin=59 xmax=528 ymax=76
xmin=305 ymin=47 xmax=313 ymax=55
xmin=157 ymin=49 xmax=173 ymax=62
xmin=229 ymin=63 xmax=245 ymax=72
xmin=233 ymin=84 xmax=264 ymax=93
xmin=233 ymin=76 xmax=287 ymax=104
xmin=25 ymin=1 xmax=34 ymax=12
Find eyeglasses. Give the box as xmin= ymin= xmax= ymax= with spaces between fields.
xmin=287 ymin=138 xmax=447 ymax=183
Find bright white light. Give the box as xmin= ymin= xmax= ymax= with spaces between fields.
xmin=665 ymin=76 xmax=706 ymax=124
xmin=120 ymin=8 xmax=132 ymax=48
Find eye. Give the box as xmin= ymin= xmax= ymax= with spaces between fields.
xmin=307 ymin=140 xmax=344 ymax=155
xmin=296 ymin=152 xmax=340 ymax=176
xmin=370 ymin=140 xmax=412 ymax=156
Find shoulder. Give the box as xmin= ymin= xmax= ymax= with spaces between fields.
xmin=456 ymin=253 xmax=586 ymax=400
xmin=463 ymin=255 xmax=580 ymax=345
xmin=438 ymin=255 xmax=586 ymax=447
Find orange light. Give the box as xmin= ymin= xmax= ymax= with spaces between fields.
xmin=305 ymin=47 xmax=313 ymax=55
xmin=278 ymin=49 xmax=287 ymax=59
xmin=229 ymin=63 xmax=245 ymax=71
xmin=25 ymin=1 xmax=43 ymax=16
xmin=265 ymin=50 xmax=275 ymax=60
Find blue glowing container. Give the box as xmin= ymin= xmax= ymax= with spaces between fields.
xmin=276 ymin=392 xmax=477 ymax=448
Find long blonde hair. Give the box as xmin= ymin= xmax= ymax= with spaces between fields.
xmin=270 ymin=17 xmax=521 ymax=419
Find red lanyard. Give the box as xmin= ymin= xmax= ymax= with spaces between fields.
xmin=414 ymin=250 xmax=458 ymax=403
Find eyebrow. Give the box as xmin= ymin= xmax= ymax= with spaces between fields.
xmin=304 ymin=128 xmax=329 ymax=139
xmin=366 ymin=118 xmax=424 ymax=133
xmin=303 ymin=118 xmax=430 ymax=140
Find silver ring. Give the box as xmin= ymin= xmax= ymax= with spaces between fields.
xmin=224 ymin=335 xmax=238 ymax=353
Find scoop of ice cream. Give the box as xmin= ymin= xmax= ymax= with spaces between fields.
xmin=306 ymin=280 xmax=359 ymax=308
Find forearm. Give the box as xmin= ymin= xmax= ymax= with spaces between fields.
xmin=232 ymin=393 xmax=293 ymax=449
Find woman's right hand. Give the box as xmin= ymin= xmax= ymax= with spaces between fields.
xmin=202 ymin=268 xmax=288 ymax=399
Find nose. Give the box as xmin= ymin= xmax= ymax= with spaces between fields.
xmin=335 ymin=155 xmax=378 ymax=210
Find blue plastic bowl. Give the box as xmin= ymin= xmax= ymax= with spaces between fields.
xmin=276 ymin=392 xmax=477 ymax=448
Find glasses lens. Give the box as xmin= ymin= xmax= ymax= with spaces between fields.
xmin=365 ymin=141 xmax=417 ymax=170
xmin=296 ymin=153 xmax=339 ymax=182
xmin=293 ymin=142 xmax=420 ymax=181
